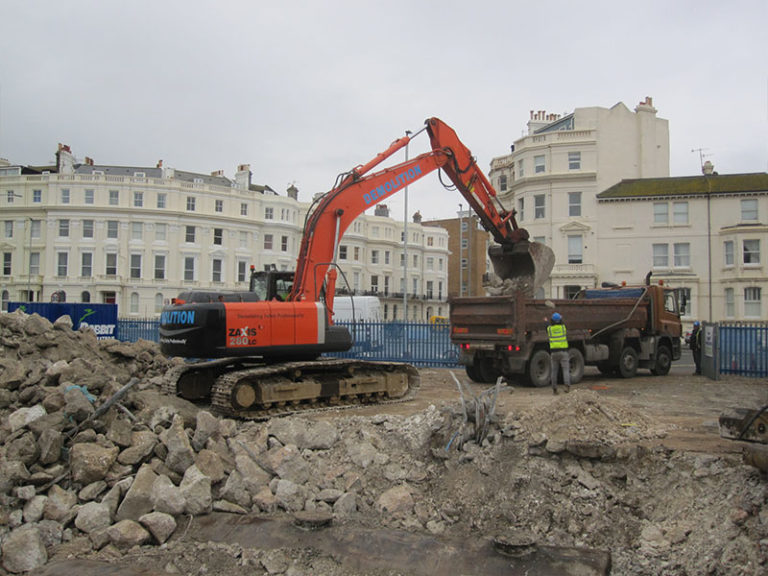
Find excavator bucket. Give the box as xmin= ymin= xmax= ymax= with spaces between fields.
xmin=719 ymin=406 xmax=768 ymax=444
xmin=488 ymin=240 xmax=555 ymax=296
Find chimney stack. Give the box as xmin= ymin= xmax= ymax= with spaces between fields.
xmin=235 ymin=164 xmax=252 ymax=190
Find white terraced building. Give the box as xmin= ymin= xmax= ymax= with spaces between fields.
xmin=0 ymin=145 xmax=449 ymax=321
xmin=489 ymin=97 xmax=768 ymax=324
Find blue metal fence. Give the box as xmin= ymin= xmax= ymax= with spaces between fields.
xmin=116 ymin=318 xmax=461 ymax=368
xmin=329 ymin=321 xmax=460 ymax=367
xmin=117 ymin=318 xmax=161 ymax=343
xmin=719 ymin=322 xmax=768 ymax=378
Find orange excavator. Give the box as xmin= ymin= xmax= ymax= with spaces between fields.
xmin=159 ymin=118 xmax=554 ymax=417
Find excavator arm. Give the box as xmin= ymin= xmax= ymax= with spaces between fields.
xmin=291 ymin=117 xmax=553 ymax=305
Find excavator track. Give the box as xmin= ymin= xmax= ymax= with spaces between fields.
xmin=162 ymin=358 xmax=420 ymax=420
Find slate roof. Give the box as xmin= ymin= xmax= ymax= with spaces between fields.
xmin=598 ymin=173 xmax=768 ymax=200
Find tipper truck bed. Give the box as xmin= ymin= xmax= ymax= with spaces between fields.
xmin=450 ymin=284 xmax=683 ymax=386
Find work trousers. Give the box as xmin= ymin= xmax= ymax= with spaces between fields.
xmin=550 ymin=349 xmax=571 ymax=390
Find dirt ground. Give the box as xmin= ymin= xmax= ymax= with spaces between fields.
xmin=35 ymin=353 xmax=768 ymax=576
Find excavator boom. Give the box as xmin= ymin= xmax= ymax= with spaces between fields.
xmin=291 ymin=117 xmax=554 ymax=305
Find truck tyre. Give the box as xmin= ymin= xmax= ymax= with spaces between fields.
xmin=568 ymin=349 xmax=585 ymax=384
xmin=465 ymin=363 xmax=483 ymax=383
xmin=528 ymin=349 xmax=551 ymax=387
xmin=478 ymin=358 xmax=499 ymax=383
xmin=650 ymin=345 xmax=672 ymax=376
xmin=618 ymin=346 xmax=638 ymax=378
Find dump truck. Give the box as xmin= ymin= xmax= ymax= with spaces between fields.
xmin=450 ymin=281 xmax=683 ymax=385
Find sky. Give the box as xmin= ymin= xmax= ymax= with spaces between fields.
xmin=1 ymin=1 xmax=766 ymax=221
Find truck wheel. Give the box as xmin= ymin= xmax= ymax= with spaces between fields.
xmin=528 ymin=349 xmax=551 ymax=388
xmin=478 ymin=358 xmax=499 ymax=383
xmin=465 ymin=363 xmax=483 ymax=383
xmin=650 ymin=345 xmax=672 ymax=376
xmin=618 ymin=347 xmax=638 ymax=378
xmin=568 ymin=349 xmax=585 ymax=384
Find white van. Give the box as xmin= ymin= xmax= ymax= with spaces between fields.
xmin=331 ymin=296 xmax=382 ymax=323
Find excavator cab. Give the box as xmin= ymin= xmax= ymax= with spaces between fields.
xmin=249 ymin=267 xmax=294 ymax=301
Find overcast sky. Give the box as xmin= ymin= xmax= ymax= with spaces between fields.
xmin=1 ymin=1 xmax=766 ymax=221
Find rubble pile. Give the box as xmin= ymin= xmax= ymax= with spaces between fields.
xmin=510 ymin=390 xmax=672 ymax=449
xmin=483 ymin=274 xmax=531 ymax=297
xmin=0 ymin=310 xmax=766 ymax=575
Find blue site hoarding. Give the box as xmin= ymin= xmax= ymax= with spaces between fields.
xmin=7 ymin=302 xmax=118 ymax=339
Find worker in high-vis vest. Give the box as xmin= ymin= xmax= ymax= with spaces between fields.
xmin=547 ymin=312 xmax=570 ymax=394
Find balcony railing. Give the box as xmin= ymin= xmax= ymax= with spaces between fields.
xmin=552 ymin=263 xmax=597 ymax=277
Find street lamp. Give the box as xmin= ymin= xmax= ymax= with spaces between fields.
xmin=26 ymin=217 xmax=32 ymax=302
xmin=403 ymin=130 xmax=412 ymax=322
xmin=459 ymin=203 xmax=464 ymax=297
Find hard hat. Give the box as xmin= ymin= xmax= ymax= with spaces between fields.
xmin=694 ymin=320 xmax=700 ymax=327
xmin=552 ymin=312 xmax=562 ymax=322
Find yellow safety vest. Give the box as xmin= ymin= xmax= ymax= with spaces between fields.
xmin=547 ymin=324 xmax=568 ymax=349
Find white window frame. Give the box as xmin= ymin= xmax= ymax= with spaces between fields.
xmin=724 ymin=240 xmax=734 ymax=267
xmin=567 ymin=235 xmax=583 ymax=264
xmin=154 ymin=254 xmax=166 ymax=280
xmin=652 ymin=244 xmax=669 ymax=268
xmin=534 ymin=194 xmax=545 ymax=219
xmin=741 ymin=198 xmax=758 ymax=221
xmin=184 ymin=256 xmax=196 ymax=282
xmin=744 ymin=287 xmax=762 ymax=318
xmin=568 ymin=192 xmax=581 ymax=217
xmin=673 ymin=201 xmax=689 ymax=225
xmin=81 ymin=252 xmax=93 ymax=277
xmin=743 ymin=239 xmax=760 ymax=265
xmin=82 ymin=220 xmax=94 ymax=239
xmin=653 ymin=202 xmax=668 ymax=225
xmin=724 ymin=287 xmax=735 ymax=318
xmin=673 ymin=242 xmax=690 ymax=268
xmin=534 ymin=155 xmax=545 ymax=174
xmin=212 ymin=259 xmax=223 ymax=283
xmin=130 ymin=254 xmax=142 ymax=279
xmin=106 ymin=253 xmax=118 ymax=276
xmin=57 ymin=252 xmax=68 ymax=277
